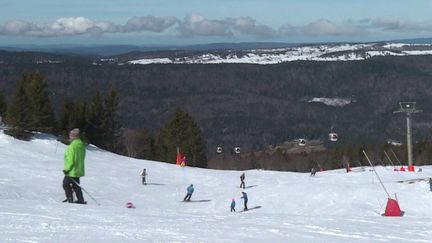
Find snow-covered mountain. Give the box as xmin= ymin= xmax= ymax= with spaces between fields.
xmin=1 ymin=130 xmax=432 ymax=242
xmin=128 ymin=42 xmax=432 ymax=65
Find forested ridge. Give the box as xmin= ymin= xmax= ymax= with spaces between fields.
xmin=1 ymin=50 xmax=432 ymax=170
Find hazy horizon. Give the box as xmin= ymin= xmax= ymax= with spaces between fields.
xmin=1 ymin=0 xmax=432 ymax=46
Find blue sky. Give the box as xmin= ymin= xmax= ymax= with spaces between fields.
xmin=1 ymin=0 xmax=431 ymax=46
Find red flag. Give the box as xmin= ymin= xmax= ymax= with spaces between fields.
xmin=176 ymin=147 xmax=182 ymax=165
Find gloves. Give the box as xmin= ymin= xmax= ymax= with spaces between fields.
xmin=63 ymin=170 xmax=68 ymax=175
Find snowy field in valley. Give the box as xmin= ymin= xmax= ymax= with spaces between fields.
xmin=1 ymin=131 xmax=432 ymax=242
xmin=128 ymin=43 xmax=432 ymax=65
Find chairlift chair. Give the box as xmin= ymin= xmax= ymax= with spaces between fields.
xmin=216 ymin=146 xmax=223 ymax=154
xmin=298 ymin=139 xmax=306 ymax=146
xmin=329 ymin=133 xmax=338 ymax=142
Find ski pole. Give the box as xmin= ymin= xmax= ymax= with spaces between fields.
xmin=70 ymin=178 xmax=101 ymax=206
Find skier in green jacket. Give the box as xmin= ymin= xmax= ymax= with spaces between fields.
xmin=62 ymin=128 xmax=86 ymax=204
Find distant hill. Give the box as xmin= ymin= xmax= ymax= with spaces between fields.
xmin=1 ymin=42 xmax=432 ymax=159
xmin=0 ymin=42 xmax=298 ymax=56
xmin=1 ymin=37 xmax=430 ymax=56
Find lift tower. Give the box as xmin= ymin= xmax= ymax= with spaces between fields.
xmin=393 ymin=102 xmax=422 ymax=171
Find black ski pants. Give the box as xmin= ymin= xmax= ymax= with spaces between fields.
xmin=184 ymin=193 xmax=192 ymax=201
xmin=240 ymin=180 xmax=245 ymax=189
xmin=63 ymin=176 xmax=84 ymax=203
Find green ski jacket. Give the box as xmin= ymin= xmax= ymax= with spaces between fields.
xmin=64 ymin=139 xmax=86 ymax=177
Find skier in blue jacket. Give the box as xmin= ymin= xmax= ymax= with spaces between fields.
xmin=183 ymin=184 xmax=194 ymax=201
xmin=241 ymin=191 xmax=248 ymax=211
xmin=230 ymin=198 xmax=236 ymax=212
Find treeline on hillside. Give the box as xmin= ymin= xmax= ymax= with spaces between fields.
xmin=2 ymin=55 xmax=432 ymax=156
xmin=208 ymin=141 xmax=432 ymax=172
xmin=0 ymin=71 xmax=208 ymax=168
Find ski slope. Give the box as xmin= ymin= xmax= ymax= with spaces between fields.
xmin=1 ymin=131 xmax=432 ymax=242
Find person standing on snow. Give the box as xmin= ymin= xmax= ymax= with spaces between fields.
xmin=230 ymin=198 xmax=236 ymax=212
xmin=140 ymin=168 xmax=147 ymax=185
xmin=240 ymin=172 xmax=245 ymax=189
xmin=429 ymin=178 xmax=432 ymax=192
xmin=183 ymin=184 xmax=194 ymax=201
xmin=181 ymin=156 xmax=187 ymax=167
xmin=310 ymin=167 xmax=316 ymax=176
xmin=241 ymin=191 xmax=248 ymax=211
xmin=62 ymin=128 xmax=86 ymax=204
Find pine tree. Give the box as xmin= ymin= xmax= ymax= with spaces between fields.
xmin=26 ymin=72 xmax=56 ymax=133
xmin=86 ymin=91 xmax=105 ymax=146
xmin=5 ymin=72 xmax=56 ymax=137
xmin=101 ymin=85 xmax=120 ymax=150
xmin=5 ymin=74 xmax=32 ymax=138
xmin=59 ymin=97 xmax=87 ymax=141
xmin=154 ymin=108 xmax=208 ymax=167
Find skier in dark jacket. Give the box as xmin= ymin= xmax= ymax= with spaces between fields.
xmin=241 ymin=191 xmax=248 ymax=211
xmin=183 ymin=184 xmax=194 ymax=201
xmin=310 ymin=167 xmax=316 ymax=176
xmin=140 ymin=168 xmax=147 ymax=185
xmin=240 ymin=173 xmax=245 ymax=189
xmin=230 ymin=198 xmax=236 ymax=212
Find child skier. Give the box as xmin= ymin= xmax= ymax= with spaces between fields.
xmin=241 ymin=191 xmax=248 ymax=211
xmin=230 ymin=198 xmax=236 ymax=212
xmin=240 ymin=172 xmax=245 ymax=189
xmin=183 ymin=184 xmax=194 ymax=201
xmin=181 ymin=156 xmax=187 ymax=167
xmin=140 ymin=168 xmax=147 ymax=185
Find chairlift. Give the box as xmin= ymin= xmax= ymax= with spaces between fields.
xmin=216 ymin=146 xmax=223 ymax=154
xmin=298 ymin=139 xmax=306 ymax=146
xmin=234 ymin=147 xmax=241 ymax=154
xmin=329 ymin=133 xmax=338 ymax=142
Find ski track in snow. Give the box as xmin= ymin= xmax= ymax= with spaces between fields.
xmin=1 ymin=131 xmax=432 ymax=242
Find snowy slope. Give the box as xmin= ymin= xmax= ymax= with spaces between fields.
xmin=1 ymin=131 xmax=432 ymax=242
xmin=127 ymin=43 xmax=432 ymax=65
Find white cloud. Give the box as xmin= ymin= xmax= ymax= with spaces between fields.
xmin=0 ymin=17 xmax=119 ymax=37
xmin=371 ymin=18 xmax=432 ymax=32
xmin=1 ymin=15 xmax=432 ymax=40
xmin=177 ymin=14 xmax=231 ymax=37
xmin=279 ymin=19 xmax=367 ymax=37
xmin=2 ymin=20 xmax=40 ymax=35
xmin=123 ymin=15 xmax=178 ymax=32
xmin=225 ymin=17 xmax=276 ymax=38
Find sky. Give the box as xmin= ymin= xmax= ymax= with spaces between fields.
xmin=0 ymin=0 xmax=432 ymax=46
xmin=1 ymin=131 xmax=432 ymax=242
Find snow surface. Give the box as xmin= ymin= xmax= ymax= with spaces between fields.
xmin=1 ymin=131 xmax=432 ymax=242
xmin=127 ymin=43 xmax=432 ymax=65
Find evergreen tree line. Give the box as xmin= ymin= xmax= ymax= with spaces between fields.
xmin=0 ymin=71 xmax=208 ymax=168
xmin=118 ymin=108 xmax=207 ymax=168
xmin=208 ymin=141 xmax=432 ymax=172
